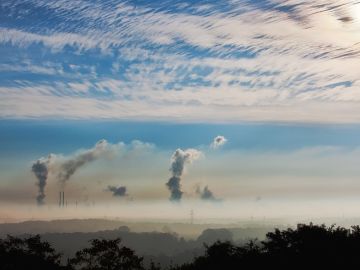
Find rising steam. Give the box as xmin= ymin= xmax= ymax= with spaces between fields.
xmin=166 ymin=148 xmax=202 ymax=201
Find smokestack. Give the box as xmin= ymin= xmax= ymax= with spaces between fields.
xmin=32 ymin=139 xmax=132 ymax=205
xmin=59 ymin=192 xmax=61 ymax=207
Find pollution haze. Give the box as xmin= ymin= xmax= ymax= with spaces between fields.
xmin=2 ymin=0 xmax=360 ymax=232
xmin=1 ymin=121 xmax=360 ymax=225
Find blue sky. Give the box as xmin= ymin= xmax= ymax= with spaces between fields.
xmin=1 ymin=120 xmax=360 ymax=157
xmin=1 ymin=0 xmax=360 ymax=122
xmin=1 ymin=0 xmax=360 ymax=220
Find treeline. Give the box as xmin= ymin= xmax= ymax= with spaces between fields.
xmin=2 ymin=223 xmax=360 ymax=269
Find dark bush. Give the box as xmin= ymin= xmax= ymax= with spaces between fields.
xmin=0 ymin=235 xmax=65 ymax=270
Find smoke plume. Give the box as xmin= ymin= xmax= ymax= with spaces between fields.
xmin=210 ymin=135 xmax=227 ymax=149
xmin=56 ymin=139 xmax=112 ymax=186
xmin=31 ymin=155 xmax=53 ymax=205
xmin=166 ymin=148 xmax=201 ymax=201
xmin=196 ymin=185 xmax=221 ymax=202
xmin=32 ymin=139 xmax=123 ymax=205
xmin=107 ymin=185 xmax=128 ymax=197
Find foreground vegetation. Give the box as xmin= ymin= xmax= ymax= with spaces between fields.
xmin=2 ymin=223 xmax=360 ymax=269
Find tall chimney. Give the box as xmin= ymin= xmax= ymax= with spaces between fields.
xmin=59 ymin=192 xmax=62 ymax=208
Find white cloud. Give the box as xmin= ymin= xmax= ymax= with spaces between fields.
xmin=1 ymin=0 xmax=360 ymax=122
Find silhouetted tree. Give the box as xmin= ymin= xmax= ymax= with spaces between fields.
xmin=171 ymin=240 xmax=263 ymax=270
xmin=148 ymin=261 xmax=161 ymax=270
xmin=0 ymin=235 xmax=65 ymax=270
xmin=170 ymin=223 xmax=360 ymax=269
xmin=262 ymin=223 xmax=360 ymax=268
xmin=5 ymin=223 xmax=360 ymax=270
xmin=69 ymin=238 xmax=144 ymax=270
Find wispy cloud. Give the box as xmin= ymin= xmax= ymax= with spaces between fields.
xmin=1 ymin=0 xmax=360 ymax=122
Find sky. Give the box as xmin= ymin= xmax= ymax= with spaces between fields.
xmin=1 ymin=0 xmax=360 ymax=222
